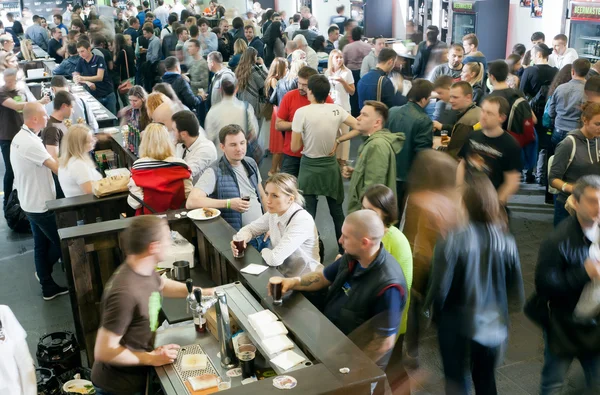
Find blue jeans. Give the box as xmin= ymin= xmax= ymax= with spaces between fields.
xmin=553 ymin=196 xmax=570 ymax=227
xmin=0 ymin=139 xmax=14 ymax=207
xmin=94 ymin=386 xmax=142 ymax=395
xmin=551 ymin=128 xmax=569 ymax=148
xmin=438 ymin=316 xmax=500 ymax=395
xmin=521 ymin=132 xmax=538 ymax=171
xmin=97 ymin=92 xmax=117 ymax=116
xmin=280 ymin=154 xmax=301 ymax=178
xmin=25 ymin=210 xmax=62 ymax=290
xmin=248 ymin=236 xmax=271 ymax=252
xmin=540 ymin=332 xmax=600 ymax=395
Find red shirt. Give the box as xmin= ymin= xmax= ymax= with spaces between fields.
xmin=277 ymin=89 xmax=333 ymax=157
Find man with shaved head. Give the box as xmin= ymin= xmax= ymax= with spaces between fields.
xmin=269 ymin=210 xmax=407 ymax=370
xmin=11 ymin=102 xmax=67 ymax=300
xmin=151 ymin=102 xmax=174 ymax=125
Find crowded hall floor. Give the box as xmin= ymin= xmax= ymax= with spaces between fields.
xmin=2 ymin=0 xmax=600 ymax=394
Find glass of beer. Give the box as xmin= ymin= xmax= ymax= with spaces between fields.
xmin=270 ymin=277 xmax=283 ymax=305
xmin=441 ymin=130 xmax=450 ymax=147
xmin=233 ymin=234 xmax=246 ymax=258
xmin=238 ymin=351 xmax=256 ymax=379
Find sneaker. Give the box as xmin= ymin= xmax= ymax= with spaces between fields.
xmin=42 ymin=284 xmax=69 ymax=301
xmin=34 ymin=272 xmax=39 ymax=282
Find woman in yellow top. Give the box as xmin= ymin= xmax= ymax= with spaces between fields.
xmin=361 ymin=184 xmax=412 ymax=388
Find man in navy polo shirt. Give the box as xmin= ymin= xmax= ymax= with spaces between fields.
xmin=73 ymin=40 xmax=116 ymax=116
xmin=269 ymin=209 xmax=407 ymax=370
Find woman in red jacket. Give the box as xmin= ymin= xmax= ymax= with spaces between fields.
xmin=128 ymin=123 xmax=192 ymax=215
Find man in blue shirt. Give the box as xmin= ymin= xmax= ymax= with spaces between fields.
xmin=140 ymin=25 xmax=161 ymax=92
xmin=25 ymin=15 xmax=49 ymax=51
xmin=73 ymin=40 xmax=116 ymax=116
xmin=268 ymin=210 xmax=407 ymax=370
xmin=244 ymin=25 xmax=264 ymax=59
xmin=124 ymin=17 xmax=140 ymax=48
xmin=357 ymin=48 xmax=397 ymax=110
xmin=53 ymin=14 xmax=68 ymax=36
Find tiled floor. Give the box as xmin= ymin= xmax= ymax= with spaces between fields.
xmin=0 ymin=143 xmax=591 ymax=394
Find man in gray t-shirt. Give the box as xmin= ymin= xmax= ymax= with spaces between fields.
xmin=428 ymin=44 xmax=464 ymax=83
xmin=187 ymin=124 xmax=266 ymax=230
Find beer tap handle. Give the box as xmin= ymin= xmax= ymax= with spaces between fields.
xmin=186 ymin=279 xmax=194 ymax=294
xmin=194 ymin=288 xmax=203 ymax=306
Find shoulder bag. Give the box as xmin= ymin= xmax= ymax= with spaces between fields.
xmin=376 ymin=75 xmax=385 ymax=102
xmin=118 ymin=49 xmax=134 ymax=94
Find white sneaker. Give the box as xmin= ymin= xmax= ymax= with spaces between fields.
xmin=35 ymin=272 xmax=40 ymax=282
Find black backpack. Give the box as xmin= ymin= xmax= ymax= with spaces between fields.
xmin=529 ymin=83 xmax=551 ymax=119
xmin=4 ymin=190 xmax=31 ymax=233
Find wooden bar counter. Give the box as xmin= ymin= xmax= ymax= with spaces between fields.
xmin=58 ymin=212 xmax=387 ymax=394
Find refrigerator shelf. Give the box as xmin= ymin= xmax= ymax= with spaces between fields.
xmin=580 ymin=36 xmax=600 ymax=41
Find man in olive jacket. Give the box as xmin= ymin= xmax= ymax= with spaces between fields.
xmin=345 ymin=101 xmax=404 ymax=213
xmin=386 ymin=79 xmax=434 ymax=213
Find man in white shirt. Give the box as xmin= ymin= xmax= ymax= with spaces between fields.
xmin=11 ymin=102 xmax=68 ymax=300
xmin=0 ymin=305 xmax=36 ymax=395
xmin=187 ymin=124 xmax=267 ymax=234
xmin=171 ymin=0 xmax=186 ymax=20
xmin=284 ymin=13 xmax=301 ymax=39
xmin=172 ymin=110 xmax=217 ymax=184
xmin=291 ymin=74 xmax=358 ymax=253
xmin=293 ymin=34 xmax=318 ymax=70
xmin=207 ymin=51 xmax=236 ymax=107
xmin=205 ymin=79 xmax=258 ymax=152
xmin=549 ymin=34 xmax=579 ymax=70
xmin=154 ymin=0 xmax=170 ymax=27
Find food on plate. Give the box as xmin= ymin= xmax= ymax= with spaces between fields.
xmin=203 ymin=208 xmax=215 ymax=218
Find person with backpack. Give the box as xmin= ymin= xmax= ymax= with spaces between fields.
xmin=549 ymin=102 xmax=600 ymax=226
xmin=488 ymin=60 xmax=537 ymax=183
xmin=548 ymin=59 xmax=591 ymax=147
xmin=520 ymin=43 xmax=558 ymax=100
xmin=232 ymin=173 xmax=322 ymax=277
xmin=439 ymin=81 xmax=481 ymax=159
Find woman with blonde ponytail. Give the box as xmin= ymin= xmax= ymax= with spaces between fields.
xmin=461 ymin=60 xmax=485 ymax=105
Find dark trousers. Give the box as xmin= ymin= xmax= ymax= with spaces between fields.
xmin=553 ymin=196 xmax=570 ymax=227
xmin=25 ymin=210 xmax=62 ymax=291
xmin=0 ymin=139 xmax=13 ymax=208
xmin=396 ymin=180 xmax=407 ymax=224
xmin=438 ymin=317 xmax=500 ymax=395
xmin=280 ymin=154 xmax=301 ymax=178
xmin=304 ymin=194 xmax=344 ymax=254
xmin=350 ymin=69 xmax=361 ymax=117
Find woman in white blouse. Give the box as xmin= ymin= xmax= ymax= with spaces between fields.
xmin=324 ymin=49 xmax=355 ymax=164
xmin=58 ymin=125 xmax=102 ymax=197
xmin=231 ymin=173 xmax=322 ymax=277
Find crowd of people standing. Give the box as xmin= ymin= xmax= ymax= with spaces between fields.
xmin=3 ymin=2 xmax=600 ymax=395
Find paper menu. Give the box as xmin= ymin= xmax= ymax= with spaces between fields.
xmin=240 ymin=263 xmax=268 ymax=275
xmin=262 ymin=335 xmax=294 ymax=356
xmin=254 ymin=321 xmax=288 ymax=340
xmin=270 ymin=350 xmax=306 ymax=371
xmin=248 ymin=310 xmax=278 ymax=329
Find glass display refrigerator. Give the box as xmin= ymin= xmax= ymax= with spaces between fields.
xmin=451 ymin=1 xmax=476 ymax=44
xmin=569 ymin=2 xmax=600 ymax=64
xmin=448 ymin=0 xmax=508 ymax=60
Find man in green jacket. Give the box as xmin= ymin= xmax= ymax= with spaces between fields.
xmin=344 ymin=101 xmax=405 ymax=213
xmin=386 ymin=79 xmax=434 ymax=213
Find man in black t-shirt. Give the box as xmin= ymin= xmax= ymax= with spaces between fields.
xmin=488 ymin=60 xmax=538 ymax=183
xmin=459 ymin=96 xmax=522 ymax=205
xmin=47 ymin=28 xmax=66 ymax=63
xmin=74 ymin=40 xmax=116 ymax=116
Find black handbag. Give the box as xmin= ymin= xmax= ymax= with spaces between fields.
xmin=524 ymin=291 xmax=550 ymax=328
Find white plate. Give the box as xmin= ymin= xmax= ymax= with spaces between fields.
xmin=187 ymin=208 xmax=221 ymax=221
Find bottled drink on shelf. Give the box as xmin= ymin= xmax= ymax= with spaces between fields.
xmin=101 ymin=154 xmax=108 ymax=171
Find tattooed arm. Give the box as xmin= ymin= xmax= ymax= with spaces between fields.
xmin=270 ymin=272 xmax=332 ymax=296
